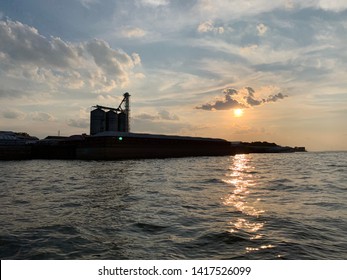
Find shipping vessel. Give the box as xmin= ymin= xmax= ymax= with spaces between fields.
xmin=31 ymin=131 xmax=233 ymax=160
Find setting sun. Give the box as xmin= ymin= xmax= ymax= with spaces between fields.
xmin=234 ymin=108 xmax=244 ymax=117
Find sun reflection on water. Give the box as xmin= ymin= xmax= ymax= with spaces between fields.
xmin=223 ymin=154 xmax=264 ymax=217
xmin=223 ymin=154 xmax=272 ymax=252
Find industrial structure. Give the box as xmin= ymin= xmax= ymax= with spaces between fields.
xmin=90 ymin=92 xmax=130 ymax=135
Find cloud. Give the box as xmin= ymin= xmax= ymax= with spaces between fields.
xmin=316 ymin=0 xmax=347 ymax=12
xmin=140 ymin=0 xmax=169 ymax=7
xmin=135 ymin=113 xmax=159 ymax=121
xmin=79 ymin=0 xmax=100 ymax=9
xmin=121 ymin=27 xmax=147 ymax=38
xmin=131 ymin=53 xmax=142 ymax=65
xmin=196 ymin=87 xmax=288 ymax=110
xmin=245 ymin=87 xmax=263 ymax=106
xmin=197 ymin=20 xmax=224 ymax=34
xmin=2 ymin=109 xmax=26 ymax=120
xmin=266 ymin=92 xmax=288 ymax=102
xmin=134 ymin=110 xmax=179 ymax=121
xmin=0 ymin=20 xmax=79 ymax=69
xmin=67 ymin=118 xmax=89 ymax=128
xmin=195 ymin=0 xmax=347 ymax=21
xmin=158 ymin=109 xmax=179 ymax=120
xmin=243 ymin=87 xmax=288 ymax=106
xmin=0 ymin=20 xmax=141 ymax=95
xmin=257 ymin=23 xmax=268 ymax=36
xmin=0 ymin=88 xmax=26 ymax=98
xmin=31 ymin=112 xmax=55 ymax=122
xmin=195 ymin=89 xmax=246 ymax=110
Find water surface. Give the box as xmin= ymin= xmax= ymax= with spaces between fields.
xmin=1 ymin=152 xmax=346 ymax=259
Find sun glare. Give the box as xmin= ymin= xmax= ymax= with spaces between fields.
xmin=234 ymin=108 xmax=244 ymax=117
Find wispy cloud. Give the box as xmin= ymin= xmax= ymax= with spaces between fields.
xmin=79 ymin=0 xmax=100 ymax=9
xmin=197 ymin=20 xmax=224 ymax=34
xmin=121 ymin=27 xmax=147 ymax=38
xmin=31 ymin=112 xmax=56 ymax=122
xmin=67 ymin=118 xmax=89 ymax=128
xmin=140 ymin=0 xmax=169 ymax=7
xmin=158 ymin=109 xmax=179 ymax=120
xmin=134 ymin=110 xmax=179 ymax=121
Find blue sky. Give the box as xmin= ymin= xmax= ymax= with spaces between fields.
xmin=0 ymin=0 xmax=346 ymax=150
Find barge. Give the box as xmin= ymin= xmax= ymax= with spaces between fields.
xmin=31 ymin=132 xmax=234 ymax=160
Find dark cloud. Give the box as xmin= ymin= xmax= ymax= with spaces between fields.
xmin=245 ymin=87 xmax=255 ymax=96
xmin=244 ymin=88 xmax=288 ymax=106
xmin=223 ymin=88 xmax=238 ymax=95
xmin=244 ymin=87 xmax=262 ymax=106
xmin=266 ymin=92 xmax=288 ymax=102
xmin=245 ymin=95 xmax=262 ymax=106
xmin=196 ymin=87 xmax=288 ymax=111
xmin=195 ymin=88 xmax=246 ymax=110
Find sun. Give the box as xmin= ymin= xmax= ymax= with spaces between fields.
xmin=234 ymin=108 xmax=244 ymax=117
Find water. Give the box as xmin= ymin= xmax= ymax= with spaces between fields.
xmin=0 ymin=152 xmax=346 ymax=259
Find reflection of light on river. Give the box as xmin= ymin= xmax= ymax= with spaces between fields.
xmin=223 ymin=154 xmax=265 ymax=240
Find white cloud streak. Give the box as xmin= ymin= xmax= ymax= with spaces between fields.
xmin=140 ymin=0 xmax=169 ymax=7
xmin=197 ymin=20 xmax=224 ymax=34
xmin=195 ymin=0 xmax=347 ymax=20
xmin=121 ymin=27 xmax=147 ymax=38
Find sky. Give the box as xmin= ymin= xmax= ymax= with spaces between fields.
xmin=0 ymin=0 xmax=346 ymax=151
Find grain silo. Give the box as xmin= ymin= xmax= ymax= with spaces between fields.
xmin=118 ymin=112 xmax=127 ymax=132
xmin=106 ymin=110 xmax=118 ymax=132
xmin=90 ymin=108 xmax=106 ymax=135
xmin=90 ymin=92 xmax=130 ymax=134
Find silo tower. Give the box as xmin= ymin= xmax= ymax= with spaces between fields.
xmin=90 ymin=92 xmax=130 ymax=134
xmin=90 ymin=108 xmax=106 ymax=135
xmin=123 ymin=92 xmax=130 ymax=132
xmin=117 ymin=92 xmax=130 ymax=132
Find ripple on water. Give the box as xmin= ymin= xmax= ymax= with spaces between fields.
xmin=1 ymin=153 xmax=347 ymax=259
